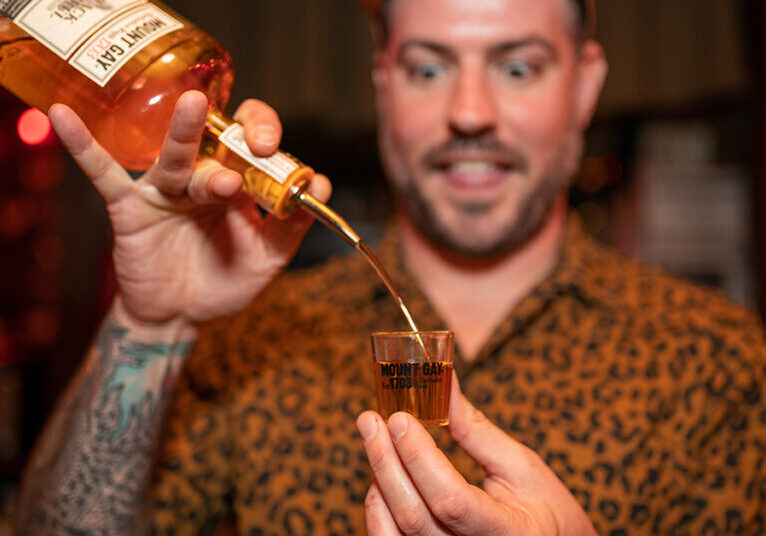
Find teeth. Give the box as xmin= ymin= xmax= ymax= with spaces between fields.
xmin=449 ymin=161 xmax=496 ymax=172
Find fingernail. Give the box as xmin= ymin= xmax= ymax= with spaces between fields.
xmin=253 ymin=125 xmax=277 ymax=146
xmin=210 ymin=172 xmax=240 ymax=199
xmin=388 ymin=413 xmax=408 ymax=441
xmin=357 ymin=414 xmax=378 ymax=443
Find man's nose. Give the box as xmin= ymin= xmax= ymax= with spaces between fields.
xmin=447 ymin=68 xmax=498 ymax=136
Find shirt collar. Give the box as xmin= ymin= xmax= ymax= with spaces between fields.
xmin=368 ymin=215 xmax=622 ymax=373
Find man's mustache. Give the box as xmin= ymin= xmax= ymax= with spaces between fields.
xmin=422 ymin=135 xmax=529 ymax=172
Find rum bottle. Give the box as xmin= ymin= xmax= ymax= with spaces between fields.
xmin=0 ymin=0 xmax=312 ymax=218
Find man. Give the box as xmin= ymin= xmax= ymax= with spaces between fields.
xmin=17 ymin=0 xmax=766 ymax=534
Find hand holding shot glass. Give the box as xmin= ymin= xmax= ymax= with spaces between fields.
xmin=371 ymin=331 xmax=454 ymax=426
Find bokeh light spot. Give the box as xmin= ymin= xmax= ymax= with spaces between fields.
xmin=17 ymin=108 xmax=52 ymax=145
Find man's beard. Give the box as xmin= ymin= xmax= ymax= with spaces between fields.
xmin=392 ymin=129 xmax=583 ymax=259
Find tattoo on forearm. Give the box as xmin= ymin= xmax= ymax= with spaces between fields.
xmin=104 ymin=329 xmax=190 ymax=440
xmin=17 ymin=317 xmax=193 ymax=535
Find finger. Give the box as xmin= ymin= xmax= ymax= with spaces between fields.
xmin=356 ymin=411 xmax=444 ymax=536
xmin=234 ymin=98 xmax=283 ymax=156
xmin=185 ymin=160 xmax=243 ymax=204
xmin=258 ymin=172 xmax=332 ymax=262
xmin=447 ymin=375 xmax=537 ymax=482
xmin=48 ymin=103 xmax=133 ymax=204
xmin=365 ymin=483 xmax=403 ymax=536
xmin=388 ymin=412 xmax=512 ymax=536
xmin=145 ymin=90 xmax=209 ymax=196
xmin=306 ymin=172 xmax=332 ymax=204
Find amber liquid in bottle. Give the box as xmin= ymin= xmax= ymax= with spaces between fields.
xmin=0 ymin=1 xmax=423 ymax=335
xmin=373 ymin=361 xmax=452 ymax=426
xmin=0 ymin=10 xmax=233 ymax=170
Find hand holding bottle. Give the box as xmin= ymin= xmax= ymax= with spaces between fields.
xmin=49 ymin=90 xmax=331 ymax=328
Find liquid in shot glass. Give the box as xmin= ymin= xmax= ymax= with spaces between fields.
xmin=371 ymin=331 xmax=454 ymax=427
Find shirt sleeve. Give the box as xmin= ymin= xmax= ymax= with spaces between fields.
xmin=655 ymin=318 xmax=766 ymax=535
xmin=671 ymin=381 xmax=766 ymax=534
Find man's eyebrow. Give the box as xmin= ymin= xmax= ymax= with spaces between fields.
xmin=397 ymin=40 xmax=457 ymax=63
xmin=397 ymin=36 xmax=557 ymax=63
xmin=488 ymin=37 xmax=557 ymax=58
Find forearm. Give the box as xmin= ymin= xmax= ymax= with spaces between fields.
xmin=16 ymin=297 xmax=196 ymax=535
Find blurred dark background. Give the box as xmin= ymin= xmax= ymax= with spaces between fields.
xmin=0 ymin=0 xmax=764 ymax=527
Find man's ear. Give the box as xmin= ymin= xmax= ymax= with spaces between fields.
xmin=574 ymin=40 xmax=608 ymax=129
xmin=372 ymin=50 xmax=389 ymax=92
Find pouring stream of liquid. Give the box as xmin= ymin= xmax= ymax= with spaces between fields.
xmin=296 ymin=190 xmax=428 ymax=356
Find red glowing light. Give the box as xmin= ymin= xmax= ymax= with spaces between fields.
xmin=17 ymin=108 xmax=52 ymax=145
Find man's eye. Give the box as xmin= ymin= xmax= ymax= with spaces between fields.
xmin=502 ymin=61 xmax=536 ymax=81
xmin=408 ymin=63 xmax=444 ymax=81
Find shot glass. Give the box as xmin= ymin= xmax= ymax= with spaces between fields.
xmin=370 ymin=331 xmax=454 ymax=426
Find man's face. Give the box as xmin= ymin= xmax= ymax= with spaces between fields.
xmin=374 ymin=0 xmax=605 ymax=257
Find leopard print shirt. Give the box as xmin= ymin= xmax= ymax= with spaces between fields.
xmin=151 ymin=219 xmax=766 ymax=535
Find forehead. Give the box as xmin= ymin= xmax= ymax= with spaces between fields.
xmin=387 ymin=0 xmax=574 ymax=49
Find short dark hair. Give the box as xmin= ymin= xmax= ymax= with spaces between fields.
xmin=372 ymin=0 xmax=592 ymax=48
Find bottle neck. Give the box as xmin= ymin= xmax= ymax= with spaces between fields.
xmin=205 ymin=107 xmax=230 ymax=138
xmin=202 ymin=107 xmax=362 ymax=248
xmin=199 ymin=107 xmax=310 ymax=217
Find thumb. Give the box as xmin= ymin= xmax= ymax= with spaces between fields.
xmin=259 ymin=172 xmax=332 ymax=261
xmin=448 ymin=375 xmax=537 ymax=483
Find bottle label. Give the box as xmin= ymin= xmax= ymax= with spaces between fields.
xmin=219 ymin=124 xmax=299 ymax=184
xmin=6 ymin=0 xmax=143 ymax=59
xmin=69 ymin=4 xmax=183 ymax=86
xmin=2 ymin=0 xmax=183 ymax=87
